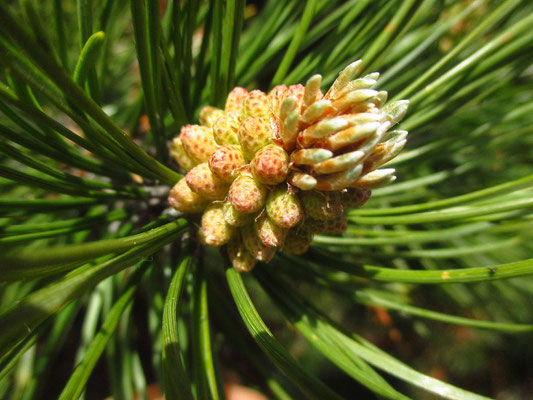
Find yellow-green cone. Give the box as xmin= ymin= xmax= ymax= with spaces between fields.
xmin=256 ymin=214 xmax=287 ymax=247
xmin=168 ymin=178 xmax=209 ymax=213
xmin=265 ymin=186 xmax=303 ymax=229
xmin=199 ymin=203 xmax=234 ymax=246
xmin=185 ymin=163 xmax=228 ymax=200
xmin=170 ymin=137 xmax=197 ymax=172
xmin=223 ymin=201 xmax=253 ymax=227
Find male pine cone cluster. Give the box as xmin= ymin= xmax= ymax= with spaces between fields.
xmin=168 ymin=60 xmax=408 ymax=272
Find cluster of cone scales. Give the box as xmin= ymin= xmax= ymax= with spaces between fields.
xmin=168 ymin=60 xmax=409 ymax=272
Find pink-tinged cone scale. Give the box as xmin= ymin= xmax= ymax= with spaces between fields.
xmin=185 ymin=163 xmax=228 ymax=200
xmin=179 ymin=125 xmax=219 ymax=164
xmin=168 ymin=178 xmax=209 ymax=213
xmin=208 ymin=145 xmax=246 ymax=182
xmin=228 ymin=171 xmax=267 ymax=214
xmin=266 ymin=186 xmax=303 ymax=229
xmin=252 ymin=144 xmax=289 ymax=185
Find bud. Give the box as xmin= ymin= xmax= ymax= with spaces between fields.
xmin=297 ymin=117 xmax=349 ymax=148
xmin=251 ymin=144 xmax=289 ymax=185
xmin=317 ymin=122 xmax=380 ymax=152
xmin=179 ymin=125 xmax=219 ymax=164
xmin=351 ymin=168 xmax=396 ymax=189
xmin=330 ymin=89 xmax=379 ymax=115
xmin=310 ymin=150 xmax=364 ymax=175
xmin=333 ymin=75 xmax=379 ymax=99
xmin=300 ymin=99 xmax=334 ymax=125
xmin=383 ymin=100 xmax=409 ymax=125
xmin=325 ymin=60 xmax=363 ymax=99
xmin=266 ymin=186 xmax=303 ymax=228
xmin=288 ymin=171 xmax=317 ymax=190
xmin=199 ymin=203 xmax=234 ymax=246
xmin=363 ymin=130 xmax=407 ymax=172
xmin=314 ymin=163 xmax=363 ymax=191
xmin=185 ymin=163 xmax=229 ymax=200
xmin=228 ymin=171 xmax=267 ymax=214
xmin=168 ymin=178 xmax=209 ymax=213
xmin=280 ymin=108 xmax=299 ymax=151
xmin=208 ymin=145 xmax=246 ymax=182
xmin=303 ymin=75 xmax=322 ymax=111
xmin=291 ymin=148 xmax=333 ymax=165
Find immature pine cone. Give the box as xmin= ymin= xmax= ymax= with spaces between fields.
xmin=169 ymin=60 xmax=408 ymax=271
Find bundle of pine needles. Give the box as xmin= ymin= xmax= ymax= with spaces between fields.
xmin=0 ymin=1 xmax=532 ymax=399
